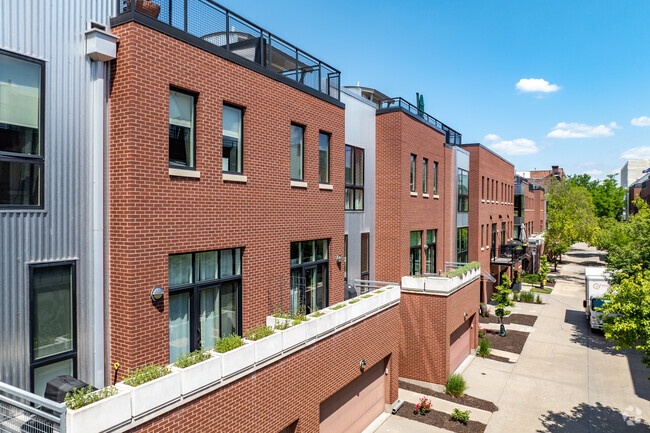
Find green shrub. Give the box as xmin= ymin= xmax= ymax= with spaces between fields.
xmin=374 ymin=289 xmax=385 ymax=293
xmin=330 ymin=303 xmax=346 ymax=310
xmin=535 ymin=294 xmax=542 ymax=304
xmin=310 ymin=310 xmax=325 ymax=318
xmin=442 ymin=261 xmax=481 ymax=278
xmin=478 ymin=337 xmax=491 ymax=358
xmin=244 ymin=325 xmax=274 ymax=341
xmin=522 ymin=273 xmax=541 ymax=284
xmin=275 ymin=321 xmax=291 ymax=330
xmin=174 ymin=349 xmax=211 ymax=368
xmin=349 ymin=299 xmax=360 ymax=304
xmin=361 ymin=294 xmax=373 ymax=299
xmin=445 ymin=373 xmax=467 ymax=397
xmin=451 ymin=408 xmax=471 ymax=425
xmin=512 ymin=292 xmax=520 ymax=301
xmin=123 ymin=364 xmax=171 ymax=387
xmin=65 ymin=385 xmax=117 ymax=410
xmin=214 ymin=334 xmax=244 ymax=353
xmin=519 ymin=290 xmax=535 ymax=303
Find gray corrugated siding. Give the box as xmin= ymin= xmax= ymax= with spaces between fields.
xmin=0 ymin=0 xmax=113 ymax=390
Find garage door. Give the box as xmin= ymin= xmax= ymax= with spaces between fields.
xmin=320 ymin=361 xmax=385 ymax=433
xmin=449 ymin=321 xmax=471 ymax=373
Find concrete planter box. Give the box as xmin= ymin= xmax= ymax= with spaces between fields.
xmin=330 ymin=304 xmax=349 ymax=327
xmin=401 ymin=276 xmax=426 ymax=291
xmin=362 ymin=293 xmax=382 ymax=312
xmin=67 ymin=388 xmax=132 ymax=433
xmin=346 ymin=299 xmax=368 ymax=322
xmin=313 ymin=309 xmax=336 ymax=335
xmin=117 ymin=370 xmax=181 ymax=419
xmin=244 ymin=331 xmax=283 ymax=363
xmin=301 ymin=317 xmax=319 ymax=342
xmin=281 ymin=322 xmax=306 ymax=350
xmin=218 ymin=342 xmax=255 ymax=378
xmin=385 ymin=286 xmax=401 ymax=303
xmin=171 ymin=352 xmax=222 ymax=396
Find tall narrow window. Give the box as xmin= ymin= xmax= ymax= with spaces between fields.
xmin=345 ymin=145 xmax=364 ymax=210
xmin=481 ymin=224 xmax=484 ymax=247
xmin=410 ymin=155 xmax=416 ymax=192
xmin=290 ymin=240 xmax=329 ymax=314
xmin=422 ymin=158 xmax=428 ymax=194
xmin=456 ymin=227 xmax=468 ymax=263
xmin=344 ymin=234 xmax=348 ymax=283
xmin=457 ymin=168 xmax=469 ymax=212
xmin=319 ymin=132 xmax=330 ymax=184
xmin=290 ymin=124 xmax=304 ymax=180
xmin=426 ymin=229 xmax=437 ymax=273
xmin=0 ymin=50 xmax=44 ymax=208
xmin=501 ymin=222 xmax=506 ymax=245
xmin=433 ymin=161 xmax=439 ymax=195
xmin=410 ymin=231 xmax=422 ymax=275
xmin=168 ymin=248 xmax=242 ymax=363
xmin=481 ymin=176 xmax=485 ymax=200
xmin=361 ymin=232 xmax=370 ymax=280
xmin=169 ymin=89 xmax=196 ymax=169
xmin=222 ymin=105 xmax=243 ymax=174
xmin=30 ymin=262 xmax=76 ymax=396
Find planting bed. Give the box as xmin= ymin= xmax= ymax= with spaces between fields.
xmin=485 ymin=329 xmax=529 ymax=354
xmin=398 ymin=380 xmax=498 ymax=412
xmin=479 ymin=313 xmax=537 ymax=327
xmin=395 ymin=403 xmax=486 ymax=433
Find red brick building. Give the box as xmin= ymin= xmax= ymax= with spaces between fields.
xmin=106 ymin=4 xmax=399 ymax=432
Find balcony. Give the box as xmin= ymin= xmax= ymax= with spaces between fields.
xmin=377 ymin=97 xmax=462 ymax=145
xmin=401 ymin=263 xmax=480 ymax=295
xmin=490 ymin=241 xmax=527 ymax=266
xmin=114 ymin=0 xmax=341 ymax=100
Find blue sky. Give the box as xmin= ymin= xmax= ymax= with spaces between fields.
xmin=218 ymin=0 xmax=650 ymax=182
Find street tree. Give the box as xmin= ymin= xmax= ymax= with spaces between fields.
xmin=591 ymin=174 xmax=626 ymax=220
xmin=604 ymin=199 xmax=650 ymax=282
xmin=491 ymin=274 xmax=514 ymax=336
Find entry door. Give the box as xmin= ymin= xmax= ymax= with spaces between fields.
xmin=491 ymin=224 xmax=497 ymax=258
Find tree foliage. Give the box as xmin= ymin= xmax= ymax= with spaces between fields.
xmin=600 ymin=270 xmax=650 ymax=372
xmin=568 ymin=173 xmax=625 ymax=220
xmin=491 ymin=274 xmax=514 ymax=324
xmin=544 ymin=181 xmax=599 ymax=265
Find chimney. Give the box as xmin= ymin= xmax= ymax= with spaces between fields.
xmin=552 ymin=165 xmax=559 ymax=175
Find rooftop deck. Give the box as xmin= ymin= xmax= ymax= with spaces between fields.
xmin=114 ymin=0 xmax=341 ymax=101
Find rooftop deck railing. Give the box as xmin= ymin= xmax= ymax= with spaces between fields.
xmin=0 ymin=381 xmax=66 ymax=433
xmin=377 ymin=97 xmax=462 ymax=145
xmin=117 ymin=0 xmax=340 ymax=100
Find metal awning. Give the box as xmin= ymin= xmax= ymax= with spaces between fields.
xmin=481 ymin=272 xmax=496 ymax=283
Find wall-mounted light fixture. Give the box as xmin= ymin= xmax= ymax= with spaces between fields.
xmin=360 ymin=360 xmax=367 ymax=373
xmin=151 ymin=286 xmax=164 ymax=302
xmin=464 ymin=312 xmax=468 ymax=320
xmin=337 ymin=255 xmax=343 ymax=264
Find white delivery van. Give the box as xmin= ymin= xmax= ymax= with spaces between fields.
xmin=583 ymin=267 xmax=611 ymax=330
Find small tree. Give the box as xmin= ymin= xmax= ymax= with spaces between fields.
xmin=538 ymin=255 xmax=550 ymax=285
xmin=491 ymin=274 xmax=514 ymax=330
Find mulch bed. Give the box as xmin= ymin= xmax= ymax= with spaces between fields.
xmin=485 ymin=329 xmax=529 ymax=354
xmin=479 ymin=313 xmax=537 ymax=326
xmin=398 ymin=380 xmax=498 ymax=412
xmin=395 ymin=404 xmax=487 ymax=433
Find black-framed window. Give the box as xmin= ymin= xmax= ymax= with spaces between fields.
xmin=361 ymin=232 xmax=370 ymax=280
xmin=0 ymin=50 xmax=45 ymax=208
xmin=290 ymin=240 xmax=329 ymax=314
xmin=423 ymin=158 xmax=428 ymax=194
xmin=290 ymin=124 xmax=304 ymax=180
xmin=410 ymin=231 xmax=422 ymax=276
xmin=456 ymin=227 xmax=468 ymax=263
xmin=433 ymin=161 xmax=439 ymax=195
xmin=30 ymin=261 xmax=77 ymax=396
xmin=168 ymin=248 xmax=242 ymax=363
xmin=319 ymin=132 xmax=330 ymax=184
xmin=345 ymin=145 xmax=364 ymax=210
xmin=169 ymin=88 xmax=196 ymax=169
xmin=426 ymin=229 xmax=437 ymax=273
xmin=344 ymin=234 xmax=348 ymax=283
xmin=457 ymin=168 xmax=469 ymax=212
xmin=410 ymin=154 xmax=416 ymax=192
xmin=501 ymin=222 xmax=506 ymax=245
xmin=222 ymin=104 xmax=243 ymax=174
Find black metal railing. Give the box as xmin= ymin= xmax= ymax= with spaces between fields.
xmin=491 ymin=243 xmax=526 ymax=263
xmin=377 ymin=97 xmax=462 ymax=145
xmin=117 ymin=0 xmax=340 ymax=100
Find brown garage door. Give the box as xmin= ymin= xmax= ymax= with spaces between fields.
xmin=320 ymin=361 xmax=385 ymax=433
xmin=449 ymin=321 xmax=471 ymax=373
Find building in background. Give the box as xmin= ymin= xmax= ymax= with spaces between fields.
xmin=514 ymin=175 xmax=546 ymax=274
xmin=620 ymin=159 xmax=650 ymax=220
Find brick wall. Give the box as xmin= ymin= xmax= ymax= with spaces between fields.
xmin=399 ymin=279 xmax=479 ymax=385
xmin=109 ymin=22 xmax=345 ymax=374
xmin=133 ymin=306 xmax=400 ymax=433
xmin=375 ymin=111 xmax=448 ymax=283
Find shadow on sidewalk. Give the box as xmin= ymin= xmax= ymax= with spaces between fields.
xmin=537 ymin=402 xmax=649 ymax=432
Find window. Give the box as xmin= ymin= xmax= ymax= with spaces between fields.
xmin=410 ymin=155 xmax=416 ymax=192
xmin=422 ymin=158 xmax=428 ymax=194
xmin=501 ymin=222 xmax=506 ymax=245
xmin=486 ymin=178 xmax=490 ymax=201
xmin=456 ymin=227 xmax=468 ymax=263
xmin=433 ymin=161 xmax=439 ymax=195
xmin=361 ymin=232 xmax=370 ymax=280
xmin=290 ymin=124 xmax=304 ymax=180
xmin=345 ymin=145 xmax=364 ymax=210
xmin=481 ymin=224 xmax=484 ymax=247
xmin=481 ymin=176 xmax=485 ymax=200
xmin=222 ymin=105 xmax=243 ymax=174
xmin=344 ymin=235 xmax=348 ymax=283
xmin=0 ymin=50 xmax=44 ymax=208
xmin=409 ymin=231 xmax=422 ymax=275
xmin=168 ymin=248 xmax=242 ymax=363
xmin=290 ymin=240 xmax=329 ymax=314
xmin=30 ymin=262 xmax=76 ymax=396
xmin=319 ymin=132 xmax=330 ymax=184
xmin=457 ymin=168 xmax=469 ymax=212
xmin=426 ymin=229 xmax=437 ymax=273
xmin=169 ymin=89 xmax=196 ymax=169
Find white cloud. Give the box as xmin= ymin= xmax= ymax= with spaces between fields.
xmin=515 ymin=78 xmax=560 ymax=93
xmin=620 ymin=146 xmax=650 ymax=160
xmin=489 ymin=138 xmax=539 ymax=156
xmin=483 ymin=134 xmax=501 ymax=142
xmin=547 ymin=122 xmax=620 ymax=139
xmin=584 ymin=169 xmax=603 ymax=177
xmin=631 ymin=116 xmax=650 ymax=127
